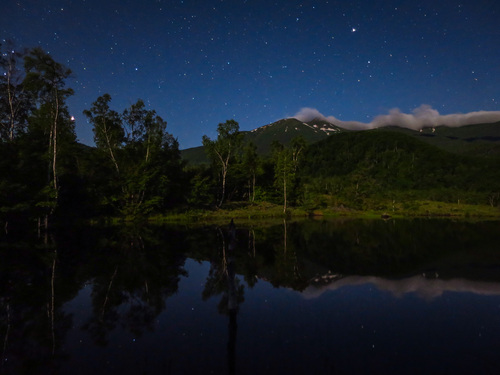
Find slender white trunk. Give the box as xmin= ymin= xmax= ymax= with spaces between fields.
xmin=52 ymin=91 xmax=58 ymax=194
xmin=102 ymin=118 xmax=120 ymax=174
xmin=283 ymin=167 xmax=287 ymax=214
xmin=101 ymin=267 xmax=118 ymax=320
xmin=6 ymin=59 xmax=15 ymax=141
xmin=252 ymin=173 xmax=256 ymax=202
xmin=50 ymin=251 xmax=56 ymax=355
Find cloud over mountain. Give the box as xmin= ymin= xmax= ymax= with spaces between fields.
xmin=293 ymin=105 xmax=500 ymax=131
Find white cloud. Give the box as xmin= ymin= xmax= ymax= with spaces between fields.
xmin=292 ymin=105 xmax=500 ymax=130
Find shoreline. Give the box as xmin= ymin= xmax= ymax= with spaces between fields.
xmin=142 ymin=200 xmax=500 ymax=225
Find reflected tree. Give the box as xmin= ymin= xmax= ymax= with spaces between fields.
xmin=82 ymin=227 xmax=187 ymax=346
xmin=271 ymin=220 xmax=307 ymax=290
xmin=201 ymin=224 xmax=245 ymax=314
xmin=201 ymin=220 xmax=244 ymax=375
xmin=0 ymin=233 xmax=74 ymax=373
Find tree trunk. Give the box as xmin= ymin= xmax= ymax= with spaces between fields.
xmin=7 ymin=59 xmax=15 ymax=141
xmin=102 ymin=118 xmax=120 ymax=174
xmin=50 ymin=251 xmax=57 ymax=355
xmin=219 ymin=166 xmax=227 ymax=208
xmin=52 ymin=91 xmax=59 ymax=195
xmin=283 ymin=167 xmax=287 ymax=214
xmin=252 ymin=173 xmax=256 ymax=202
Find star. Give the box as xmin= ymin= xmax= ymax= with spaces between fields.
xmin=2 ymin=0 xmax=498 ymax=149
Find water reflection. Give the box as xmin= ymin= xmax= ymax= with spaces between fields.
xmin=303 ymin=274 xmax=500 ymax=300
xmin=80 ymin=227 xmax=187 ymax=347
xmin=0 ymin=218 xmax=499 ymax=374
xmin=200 ymin=220 xmax=243 ymax=374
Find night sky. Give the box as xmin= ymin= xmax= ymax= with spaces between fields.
xmin=3 ymin=0 xmax=500 ymax=148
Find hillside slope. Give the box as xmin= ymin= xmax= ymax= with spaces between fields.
xmin=181 ymin=117 xmax=343 ymax=164
xmin=245 ymin=118 xmax=343 ymax=154
xmin=181 ymin=118 xmax=500 ymax=166
xmin=301 ymin=128 xmax=500 ymax=196
xmin=384 ymin=121 xmax=500 ymax=157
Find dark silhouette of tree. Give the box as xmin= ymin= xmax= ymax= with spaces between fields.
xmin=0 ymin=41 xmax=31 ymax=141
xmin=83 ymin=93 xmax=124 ymax=174
xmin=202 ymin=119 xmax=243 ymax=207
xmin=23 ymin=47 xmax=75 ymax=221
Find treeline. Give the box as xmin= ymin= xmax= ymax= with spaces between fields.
xmin=301 ymin=129 xmax=500 ymax=209
xmin=0 ymin=44 xmax=186 ymax=227
xmin=0 ymin=44 xmax=300 ymax=228
xmin=1 ymin=44 xmax=499 ymax=229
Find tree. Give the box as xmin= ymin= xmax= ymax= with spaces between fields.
xmin=272 ymin=141 xmax=293 ymax=213
xmin=83 ymin=97 xmax=184 ymax=217
xmin=120 ymin=100 xmax=184 ymax=216
xmin=23 ymin=47 xmax=74 ymax=206
xmin=202 ymin=119 xmax=242 ymax=207
xmin=290 ymin=136 xmax=306 ymax=173
xmin=242 ymin=142 xmax=259 ymax=202
xmin=0 ymin=41 xmax=31 ymax=141
xmin=83 ymin=93 xmax=124 ymax=174
xmin=272 ymin=137 xmax=306 ymax=213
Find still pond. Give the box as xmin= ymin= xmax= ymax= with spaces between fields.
xmin=1 ymin=218 xmax=500 ymax=374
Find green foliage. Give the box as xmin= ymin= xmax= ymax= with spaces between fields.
xmin=2 ymin=44 xmax=499 ymax=226
xmin=271 ymin=137 xmax=306 ymax=213
xmin=84 ymin=97 xmax=186 ymax=218
xmin=388 ymin=122 xmax=500 ymax=157
xmin=83 ymin=93 xmax=123 ymax=174
xmin=21 ymin=47 xmax=76 ymax=218
xmin=0 ymin=41 xmax=32 ymax=141
xmin=242 ymin=142 xmax=259 ymax=202
xmin=301 ymin=129 xmax=500 ymax=210
xmin=202 ymin=119 xmax=243 ymax=207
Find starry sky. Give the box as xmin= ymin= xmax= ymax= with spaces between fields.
xmin=3 ymin=0 xmax=500 ymax=148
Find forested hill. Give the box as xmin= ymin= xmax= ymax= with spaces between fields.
xmin=300 ymin=129 xmax=500 ymax=200
xmin=2 ymin=45 xmax=498 ymax=226
xmin=384 ymin=121 xmax=500 ymax=157
xmin=181 ymin=119 xmax=500 ymax=165
xmin=244 ymin=118 xmax=343 ymax=154
xmin=181 ymin=117 xmax=343 ymax=164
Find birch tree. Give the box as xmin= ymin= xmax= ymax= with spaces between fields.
xmin=83 ymin=93 xmax=124 ymax=174
xmin=202 ymin=119 xmax=242 ymax=207
xmin=23 ymin=47 xmax=74 ymax=201
xmin=272 ymin=137 xmax=306 ymax=213
xmin=22 ymin=48 xmax=74 ymax=224
xmin=121 ymin=99 xmax=174 ymax=216
xmin=242 ymin=142 xmax=259 ymax=202
xmin=0 ymin=41 xmax=31 ymax=141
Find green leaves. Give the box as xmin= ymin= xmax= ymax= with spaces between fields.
xmin=83 ymin=96 xmax=184 ymax=218
xmin=202 ymin=119 xmax=243 ymax=207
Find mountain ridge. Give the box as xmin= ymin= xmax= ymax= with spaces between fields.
xmin=181 ymin=118 xmax=500 ymax=164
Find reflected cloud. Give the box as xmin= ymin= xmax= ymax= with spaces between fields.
xmin=302 ymin=275 xmax=500 ymax=300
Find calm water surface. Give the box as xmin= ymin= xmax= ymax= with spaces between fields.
xmin=1 ymin=218 xmax=500 ymax=374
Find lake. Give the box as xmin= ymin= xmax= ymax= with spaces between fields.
xmin=1 ymin=218 xmax=500 ymax=374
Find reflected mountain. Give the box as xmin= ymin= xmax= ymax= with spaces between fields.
xmin=302 ymin=274 xmax=500 ymax=300
xmin=1 ymin=218 xmax=500 ymax=374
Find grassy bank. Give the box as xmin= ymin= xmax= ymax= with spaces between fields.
xmin=147 ymin=199 xmax=500 ymax=224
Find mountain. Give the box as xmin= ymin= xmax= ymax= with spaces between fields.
xmin=244 ymin=117 xmax=343 ymax=154
xmin=181 ymin=117 xmax=343 ymax=164
xmin=301 ymin=128 xmax=500 ymax=196
xmin=181 ymin=117 xmax=500 ymax=165
xmin=383 ymin=121 xmax=500 ymax=157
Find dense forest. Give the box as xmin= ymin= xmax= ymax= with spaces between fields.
xmin=1 ymin=44 xmax=499 ymax=229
